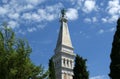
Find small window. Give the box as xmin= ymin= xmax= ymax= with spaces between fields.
xmin=70 ymin=60 xmax=72 ymax=68
xmin=67 ymin=59 xmax=69 ymax=67
xmin=63 ymin=59 xmax=65 ymax=66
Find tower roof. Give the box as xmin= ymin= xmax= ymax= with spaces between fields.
xmin=55 ymin=9 xmax=73 ymax=50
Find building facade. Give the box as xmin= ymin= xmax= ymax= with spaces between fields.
xmin=53 ymin=10 xmax=76 ymax=79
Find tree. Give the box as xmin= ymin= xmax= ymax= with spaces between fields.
xmin=109 ymin=18 xmax=120 ymax=79
xmin=73 ymin=54 xmax=89 ymax=79
xmin=49 ymin=57 xmax=56 ymax=79
xmin=0 ymin=24 xmax=48 ymax=79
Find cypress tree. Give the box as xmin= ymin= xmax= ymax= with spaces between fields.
xmin=49 ymin=57 xmax=56 ymax=79
xmin=73 ymin=54 xmax=89 ymax=79
xmin=109 ymin=18 xmax=120 ymax=79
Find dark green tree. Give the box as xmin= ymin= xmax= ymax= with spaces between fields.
xmin=73 ymin=54 xmax=89 ymax=79
xmin=109 ymin=18 xmax=120 ymax=79
xmin=49 ymin=57 xmax=56 ymax=79
xmin=0 ymin=24 xmax=48 ymax=79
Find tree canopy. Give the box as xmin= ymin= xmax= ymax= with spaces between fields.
xmin=109 ymin=18 xmax=120 ymax=79
xmin=73 ymin=54 xmax=89 ymax=79
xmin=48 ymin=57 xmax=56 ymax=79
xmin=0 ymin=24 xmax=48 ymax=79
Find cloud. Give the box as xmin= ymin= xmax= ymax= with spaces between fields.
xmin=17 ymin=30 xmax=26 ymax=35
xmin=92 ymin=17 xmax=97 ymax=22
xmin=22 ymin=13 xmax=32 ymax=20
xmin=107 ymin=0 xmax=120 ymax=15
xmin=101 ymin=18 xmax=108 ymax=23
xmin=27 ymin=27 xmax=37 ymax=32
xmin=26 ymin=0 xmax=45 ymax=5
xmin=22 ymin=2 xmax=63 ymax=22
xmin=8 ymin=20 xmax=19 ymax=29
xmin=0 ymin=0 xmax=64 ymax=34
xmin=0 ymin=7 xmax=8 ymax=15
xmin=8 ymin=13 xmax=20 ymax=20
xmin=105 ymin=0 xmax=120 ymax=23
xmin=66 ymin=8 xmax=78 ymax=20
xmin=84 ymin=17 xmax=97 ymax=23
xmin=102 ymin=15 xmax=119 ymax=23
xmin=31 ymin=13 xmax=41 ymax=21
xmin=107 ymin=27 xmax=115 ymax=32
xmin=23 ymin=4 xmax=34 ymax=10
xmin=2 ymin=0 xmax=8 ymax=3
xmin=98 ymin=27 xmax=115 ymax=34
xmin=90 ymin=75 xmax=108 ymax=79
xmin=84 ymin=18 xmax=92 ymax=23
xmin=38 ymin=9 xmax=55 ymax=21
xmin=109 ymin=15 xmax=119 ymax=23
xmin=69 ymin=0 xmax=77 ymax=5
xmin=37 ymin=24 xmax=46 ymax=29
xmin=98 ymin=29 xmax=104 ymax=34
xmin=82 ymin=0 xmax=97 ymax=13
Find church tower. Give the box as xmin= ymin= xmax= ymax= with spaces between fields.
xmin=53 ymin=9 xmax=76 ymax=79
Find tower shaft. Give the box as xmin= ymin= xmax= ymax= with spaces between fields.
xmin=53 ymin=10 xmax=75 ymax=79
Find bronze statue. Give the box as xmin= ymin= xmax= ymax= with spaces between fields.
xmin=61 ymin=9 xmax=66 ymax=17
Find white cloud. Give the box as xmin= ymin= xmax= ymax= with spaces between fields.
xmin=92 ymin=17 xmax=97 ymax=22
xmin=0 ymin=0 xmax=64 ymax=33
xmin=100 ymin=3 xmax=104 ymax=6
xmin=27 ymin=27 xmax=37 ymax=32
xmin=8 ymin=21 xmax=19 ymax=29
xmin=0 ymin=7 xmax=7 ymax=15
xmin=70 ymin=0 xmax=77 ymax=5
xmin=90 ymin=75 xmax=108 ymax=79
xmin=8 ymin=13 xmax=20 ymax=20
xmin=105 ymin=0 xmax=120 ymax=23
xmin=23 ymin=4 xmax=34 ymax=10
xmin=107 ymin=0 xmax=120 ymax=15
xmin=17 ymin=30 xmax=26 ymax=35
xmin=66 ymin=8 xmax=78 ymax=20
xmin=31 ymin=13 xmax=41 ymax=21
xmin=2 ymin=0 xmax=8 ymax=3
xmin=102 ymin=15 xmax=119 ymax=23
xmin=84 ymin=17 xmax=97 ymax=23
xmin=84 ymin=18 xmax=91 ymax=23
xmin=26 ymin=0 xmax=45 ymax=5
xmin=98 ymin=29 xmax=104 ymax=34
xmin=82 ymin=0 xmax=97 ymax=13
xmin=22 ymin=13 xmax=32 ymax=20
xmin=98 ymin=27 xmax=115 ymax=34
xmin=101 ymin=18 xmax=108 ymax=23
xmin=44 ymin=2 xmax=63 ymax=21
xmin=109 ymin=15 xmax=119 ymax=23
xmin=37 ymin=9 xmax=56 ymax=21
xmin=108 ymin=27 xmax=115 ymax=32
xmin=37 ymin=25 xmax=46 ymax=29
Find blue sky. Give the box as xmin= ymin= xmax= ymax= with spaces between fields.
xmin=0 ymin=0 xmax=120 ymax=79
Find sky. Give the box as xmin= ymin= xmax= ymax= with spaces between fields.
xmin=0 ymin=0 xmax=120 ymax=79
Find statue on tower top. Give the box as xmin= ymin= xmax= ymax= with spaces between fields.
xmin=61 ymin=9 xmax=66 ymax=17
xmin=60 ymin=9 xmax=67 ymax=22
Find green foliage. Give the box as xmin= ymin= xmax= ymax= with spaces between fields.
xmin=73 ymin=54 xmax=89 ymax=79
xmin=0 ymin=24 xmax=48 ymax=79
xmin=49 ymin=57 xmax=56 ymax=79
xmin=109 ymin=18 xmax=120 ymax=79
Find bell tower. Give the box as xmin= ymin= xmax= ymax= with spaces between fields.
xmin=53 ymin=9 xmax=76 ymax=79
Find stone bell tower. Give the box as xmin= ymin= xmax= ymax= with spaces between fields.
xmin=53 ymin=9 xmax=76 ymax=79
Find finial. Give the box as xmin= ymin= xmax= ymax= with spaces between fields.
xmin=61 ymin=9 xmax=66 ymax=17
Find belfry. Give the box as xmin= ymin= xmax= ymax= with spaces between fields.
xmin=53 ymin=9 xmax=76 ymax=79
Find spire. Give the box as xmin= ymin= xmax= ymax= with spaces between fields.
xmin=55 ymin=9 xmax=73 ymax=53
